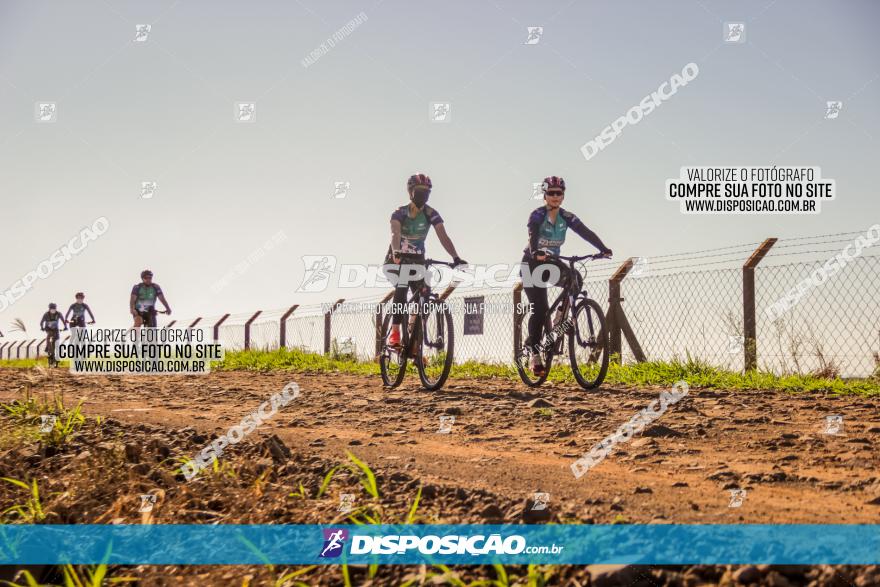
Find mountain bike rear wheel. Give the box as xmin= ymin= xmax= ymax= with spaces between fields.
xmin=515 ymin=311 xmax=554 ymax=387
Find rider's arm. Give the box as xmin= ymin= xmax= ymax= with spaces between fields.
xmin=433 ymin=223 xmax=461 ymax=260
xmin=389 ymin=219 xmax=403 ymax=259
xmin=526 ymin=208 xmax=546 ymax=257
xmin=564 ymin=211 xmax=611 ymax=254
xmin=129 ymin=292 xmax=138 ymax=316
xmin=85 ymin=304 xmax=95 ymax=322
xmin=157 ymin=294 xmax=171 ymax=314
xmin=64 ymin=306 xmax=72 ymax=320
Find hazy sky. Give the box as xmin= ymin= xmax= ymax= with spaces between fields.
xmin=1 ymin=0 xmax=878 ymax=332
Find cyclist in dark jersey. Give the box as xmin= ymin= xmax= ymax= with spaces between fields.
xmin=65 ymin=292 xmax=95 ymax=328
xmin=522 ymin=176 xmax=612 ymax=376
xmin=383 ymin=173 xmax=465 ymax=347
xmin=40 ymin=303 xmax=67 ymax=365
xmin=130 ymin=269 xmax=172 ymax=327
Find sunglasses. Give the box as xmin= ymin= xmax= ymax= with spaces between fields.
xmin=545 ymin=191 xmax=564 ymax=197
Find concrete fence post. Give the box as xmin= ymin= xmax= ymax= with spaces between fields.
xmin=279 ymin=305 xmax=299 ymax=349
xmin=244 ymin=311 xmax=263 ymax=351
xmin=743 ymin=238 xmax=777 ymax=371
xmin=324 ymin=299 xmax=345 ymax=354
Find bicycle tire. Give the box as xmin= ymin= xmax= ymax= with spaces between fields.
xmin=378 ymin=313 xmax=407 ymax=388
xmin=568 ymin=298 xmax=609 ymax=390
xmin=416 ymin=301 xmax=454 ymax=391
xmin=515 ymin=311 xmax=554 ymax=387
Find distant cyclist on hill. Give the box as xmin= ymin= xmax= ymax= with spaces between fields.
xmin=65 ymin=292 xmax=95 ymax=328
xmin=522 ymin=176 xmax=612 ymax=376
xmin=383 ymin=173 xmax=466 ymax=347
xmin=130 ymin=270 xmax=172 ymax=327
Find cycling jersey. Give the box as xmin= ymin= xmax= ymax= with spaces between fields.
xmin=389 ymin=204 xmax=443 ymax=256
xmin=41 ymin=311 xmax=63 ymax=330
xmin=68 ymin=303 xmax=92 ymax=318
xmin=523 ymin=206 xmax=610 ymax=257
xmin=132 ymin=283 xmax=163 ymax=312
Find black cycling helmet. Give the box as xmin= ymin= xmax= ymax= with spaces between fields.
xmin=48 ymin=303 xmax=57 ymax=310
xmin=75 ymin=292 xmax=84 ymax=298
xmin=141 ymin=269 xmax=153 ymax=278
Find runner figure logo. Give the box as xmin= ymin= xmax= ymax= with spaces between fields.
xmin=319 ymin=528 xmax=349 ymax=558
xmin=333 ymin=181 xmax=351 ymax=199
xmin=531 ymin=492 xmax=550 ymax=511
xmin=825 ymin=101 xmax=843 ymax=119
xmin=727 ymin=335 xmax=745 ymax=355
xmin=430 ymin=102 xmax=451 ymax=123
xmin=524 ymin=27 xmax=543 ymax=45
xmin=141 ymin=181 xmax=157 ymax=199
xmin=339 ymin=493 xmax=356 ymax=513
xmin=138 ymin=494 xmax=157 ymax=513
xmin=437 ymin=415 xmax=455 ymax=434
xmin=297 ymin=255 xmax=337 ymax=292
xmin=39 ymin=415 xmax=57 ymax=433
xmin=823 ymin=414 xmax=843 ymax=435
xmin=728 ymin=488 xmax=747 ymax=508
xmin=135 ymin=24 xmax=151 ymax=42
xmin=531 ymin=182 xmax=544 ymax=200
xmin=724 ymin=22 xmax=745 ymax=43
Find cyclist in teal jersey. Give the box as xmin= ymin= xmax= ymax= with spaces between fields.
xmin=130 ymin=269 xmax=172 ymax=327
xmin=65 ymin=292 xmax=95 ymax=328
xmin=522 ymin=176 xmax=612 ymax=376
xmin=383 ymin=173 xmax=465 ymax=347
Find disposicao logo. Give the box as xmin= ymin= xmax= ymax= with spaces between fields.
xmin=319 ymin=528 xmax=348 ymax=558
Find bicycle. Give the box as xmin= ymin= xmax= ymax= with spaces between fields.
xmin=515 ymin=253 xmax=610 ymax=390
xmin=377 ymin=259 xmax=457 ymax=391
xmin=43 ymin=328 xmax=64 ymax=367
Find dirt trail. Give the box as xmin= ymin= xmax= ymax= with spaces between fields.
xmin=2 ymin=368 xmax=878 ymax=524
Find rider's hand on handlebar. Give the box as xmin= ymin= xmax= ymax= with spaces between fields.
xmin=452 ymin=257 xmax=466 ymax=268
xmin=88 ymin=321 xmax=95 ymax=325
xmin=600 ymin=249 xmax=613 ymax=259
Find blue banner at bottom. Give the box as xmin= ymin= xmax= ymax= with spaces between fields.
xmin=1 ymin=525 xmax=878 ymax=565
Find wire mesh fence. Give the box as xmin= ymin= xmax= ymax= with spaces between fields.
xmin=3 ymin=231 xmax=878 ymax=378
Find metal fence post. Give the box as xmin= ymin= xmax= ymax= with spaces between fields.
xmin=743 ymin=238 xmax=777 ymax=371
xmin=165 ymin=320 xmax=177 ymax=328
xmin=15 ymin=340 xmax=26 ymax=359
xmin=244 ymin=311 xmax=262 ymax=350
xmin=188 ymin=318 xmax=202 ymax=328
xmin=279 ymin=305 xmax=299 ymax=349
xmin=324 ymin=299 xmax=345 ymax=354
xmin=35 ymin=340 xmax=42 ymax=358
xmin=213 ymin=314 xmax=231 ymax=342
xmin=25 ymin=340 xmax=35 ymax=359
xmin=0 ymin=342 xmax=8 ymax=360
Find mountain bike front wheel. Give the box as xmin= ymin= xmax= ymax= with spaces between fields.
xmin=416 ymin=300 xmax=454 ymax=391
xmin=378 ymin=313 xmax=408 ymax=388
xmin=568 ymin=298 xmax=609 ymax=390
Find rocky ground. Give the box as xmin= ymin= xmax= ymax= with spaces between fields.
xmin=0 ymin=366 xmax=878 ymax=585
